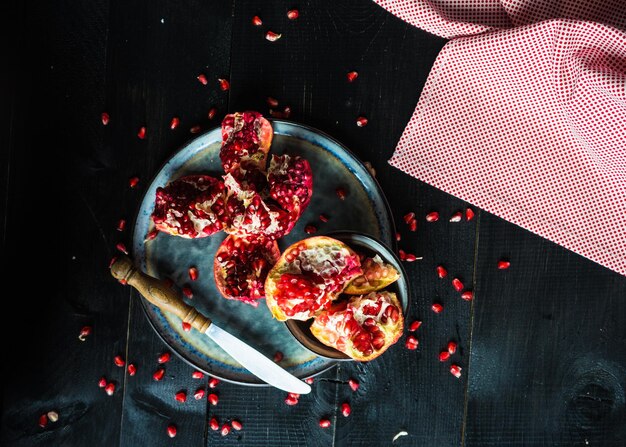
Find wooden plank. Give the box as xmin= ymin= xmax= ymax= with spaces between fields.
xmin=466 ymin=214 xmax=626 ymax=446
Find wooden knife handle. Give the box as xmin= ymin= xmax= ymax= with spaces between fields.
xmin=110 ymin=255 xmax=211 ymax=333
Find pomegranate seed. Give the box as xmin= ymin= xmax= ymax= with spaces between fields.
xmin=129 ymin=176 xmax=139 ymax=188
xmin=287 ymin=9 xmax=299 ymax=20
xmin=189 ymin=125 xmax=201 ymax=134
xmin=38 ymin=414 xmax=48 ymax=428
xmin=157 ymin=352 xmax=171 ymax=364
xmin=498 ymin=260 xmax=511 ymax=270
xmin=356 ymin=116 xmax=368 ymax=127
xmin=209 ymin=378 xmax=219 ymax=388
xmin=408 ymin=320 xmax=422 ymax=332
xmin=466 ymin=207 xmax=475 ymax=221
xmin=175 ymin=391 xmax=187 ymax=403
xmin=426 ymin=211 xmax=439 ymax=222
xmin=285 ymin=395 xmax=299 ymax=405
xmin=126 ymin=363 xmax=137 ymax=376
xmin=450 ymin=364 xmax=462 ymax=378
xmin=346 ymin=71 xmax=359 ymax=82
xmin=114 ymin=355 xmax=125 ymax=367
xmin=109 ymin=256 xmax=118 ymax=269
xmin=439 ymin=351 xmax=451 ymax=362
xmin=182 ymin=286 xmax=193 ymax=298
xmin=288 ymin=393 xmax=300 ymax=399
xmin=118 ymin=278 xmax=127 ymax=285
xmin=98 ymin=377 xmax=107 ymax=388
xmin=137 ymin=126 xmax=146 ymax=140
xmin=232 ymin=419 xmax=243 ymax=431
xmin=197 ymin=73 xmax=208 ymax=85
xmin=265 ymin=31 xmax=282 ymax=42
xmin=335 ymin=187 xmax=347 ymax=200
xmin=348 ymin=378 xmax=359 ymax=391
xmin=405 ymin=253 xmax=418 ymax=262
xmin=101 ymin=112 xmax=110 ymax=125
xmin=319 ymin=419 xmax=331 ymax=428
xmin=432 ymin=303 xmax=443 ymax=314
xmin=266 ymin=97 xmax=279 ymax=108
xmin=304 ymin=225 xmax=317 ymax=234
xmin=210 ymin=417 xmax=219 ymax=431
xmin=273 ymin=351 xmax=284 ymax=362
xmin=341 ymin=402 xmax=351 ymax=417
xmin=436 ymin=265 xmax=448 ymax=278
xmin=208 ymin=107 xmax=217 ymax=120
xmin=448 ymin=341 xmax=457 ymax=354
xmin=283 ymin=106 xmax=291 ymax=118
xmin=47 ymin=411 xmax=58 ymax=423
xmin=193 ymin=388 xmax=205 ymax=400
xmin=461 ymin=290 xmax=473 ymax=301
xmin=218 ymin=78 xmax=230 ymax=91
xmin=192 ymin=371 xmax=204 ymax=379
xmin=105 ymin=382 xmax=115 ymax=396
xmin=405 ymin=335 xmax=419 ymax=350
xmin=116 ymin=243 xmax=128 ymax=255
xmin=452 ymin=278 xmax=464 ymax=292
xmin=449 ymin=212 xmax=463 ymax=222
xmin=153 ymin=368 xmax=165 ymax=381
xmin=221 ymin=424 xmax=231 ymax=436
xmin=403 ymin=212 xmax=415 ymax=224
xmin=305 ymin=377 xmax=314 ymax=384
xmin=319 ymin=213 xmax=329 ymax=223
xmin=116 ymin=219 xmax=126 ymax=232
xmin=252 ymin=15 xmax=262 ymax=26
xmin=188 ymin=267 xmax=199 ymax=281
xmin=167 ymin=424 xmax=177 ymax=438
xmin=398 ymin=249 xmax=406 ymax=261
xmin=169 ymin=117 xmax=180 ymax=129
xmin=182 ymin=322 xmax=191 ymax=332
xmin=144 ymin=229 xmax=158 ymax=242
xmin=208 ymin=393 xmax=219 ymax=406
xmin=395 ymin=232 xmax=401 ymax=241
xmin=409 ymin=219 xmax=417 ymax=232
xmin=78 ymin=326 xmax=92 ymax=341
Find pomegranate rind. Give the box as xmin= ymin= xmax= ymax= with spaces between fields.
xmin=310 ymin=291 xmax=404 ymax=361
xmin=152 ymin=175 xmax=225 ymax=239
xmin=213 ymin=235 xmax=280 ymax=305
xmin=344 ymin=255 xmax=400 ymax=295
xmin=265 ymin=236 xmax=363 ymax=321
xmin=220 ymin=112 xmax=273 ymax=174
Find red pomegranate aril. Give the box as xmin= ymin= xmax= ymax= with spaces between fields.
xmin=218 ymin=78 xmax=230 ymax=91
xmin=283 ymin=106 xmax=292 ymax=117
xmin=266 ymin=96 xmax=279 ymax=107
xmin=144 ymin=229 xmax=158 ymax=242
xmin=78 ymin=325 xmax=92 ymax=341
xmin=188 ymin=267 xmax=199 ymax=281
xmin=409 ymin=320 xmax=422 ymax=332
xmin=319 ymin=213 xmax=329 ymax=223
xmin=231 ymin=419 xmax=243 ymax=431
xmin=285 ymin=395 xmax=299 ymax=405
xmin=114 ymin=355 xmax=125 ymax=367
xmin=403 ymin=212 xmax=415 ymax=224
xmin=129 ymin=176 xmax=139 ymax=188
xmin=426 ymin=211 xmax=439 ymax=222
xmin=210 ymin=417 xmax=219 ymax=431
xmin=101 ymin=112 xmax=110 ymax=125
xmin=99 ymin=377 xmax=107 ymax=388
xmin=498 ymin=260 xmax=511 ymax=270
xmin=209 ymin=377 xmax=219 ymax=388
xmin=182 ymin=322 xmax=192 ymax=332
xmin=197 ymin=73 xmax=208 ymax=85
xmin=116 ymin=242 xmax=128 ymax=255
xmin=452 ymin=278 xmax=464 ymax=292
xmin=192 ymin=371 xmax=204 ymax=379
xmin=167 ymin=424 xmax=177 ymax=438
xmin=175 ymin=391 xmax=187 ymax=403
xmin=304 ymin=225 xmax=317 ymax=234
xmin=170 ymin=117 xmax=180 ymax=129
xmin=436 ymin=265 xmax=448 ymax=278
xmin=287 ymin=9 xmax=299 ymax=19
xmin=265 ymin=31 xmax=282 ymax=42
xmin=193 ymin=388 xmax=205 ymax=400
xmin=396 ymin=232 xmax=401 ymax=241
xmin=439 ymin=351 xmax=451 ymax=362
xmin=305 ymin=377 xmax=314 ymax=384
xmin=398 ymin=249 xmax=406 ymax=261
xmin=252 ymin=15 xmax=262 ymax=26
xmin=137 ymin=126 xmax=146 ymax=140
xmin=118 ymin=278 xmax=127 ymax=285
xmin=39 ymin=414 xmax=48 ymax=428
xmin=356 ymin=116 xmax=368 ymax=127
xmin=450 ymin=364 xmax=462 ymax=378
xmin=182 ymin=286 xmax=193 ymax=298
xmin=319 ymin=419 xmax=331 ymax=428
xmin=207 ymin=107 xmax=217 ymax=120
xmin=273 ymin=351 xmax=284 ymax=362
xmin=127 ymin=363 xmax=137 ymax=376
xmin=116 ymin=219 xmax=126 ymax=232
xmin=432 ymin=303 xmax=443 ymax=314
xmin=466 ymin=207 xmax=475 ymax=221
xmin=153 ymin=368 xmax=165 ymax=381
xmin=221 ymin=424 xmax=231 ymax=436
xmin=336 ymin=187 xmax=347 ymax=200
xmin=448 ymin=341 xmax=457 ymax=354
xmin=409 ymin=219 xmax=417 ymax=232
xmin=449 ymin=212 xmax=463 ymax=222
xmin=105 ymin=382 xmax=115 ymax=396
xmin=405 ymin=335 xmax=419 ymax=350
xmin=346 ymin=71 xmax=358 ymax=82
xmin=341 ymin=402 xmax=351 ymax=417
xmin=157 ymin=352 xmax=171 ymax=364
xmin=461 ymin=290 xmax=473 ymax=301
xmin=190 ymin=125 xmax=201 ymax=134
xmin=348 ymin=378 xmax=359 ymax=391
xmin=109 ymin=256 xmax=118 ymax=268
xmin=405 ymin=253 xmax=418 ymax=262
xmin=208 ymin=393 xmax=219 ymax=406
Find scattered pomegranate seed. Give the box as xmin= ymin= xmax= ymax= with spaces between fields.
xmin=285 ymin=395 xmax=299 ymax=405
xmin=448 ymin=341 xmax=457 ymax=354
xmin=129 ymin=176 xmax=139 ymax=188
xmin=153 ymin=368 xmax=165 ymax=381
xmin=305 ymin=377 xmax=314 ymax=384
xmin=403 ymin=212 xmax=415 ymax=224
xmin=466 ymin=207 xmax=475 ymax=221
xmin=99 ymin=377 xmax=107 ymax=388
xmin=192 ymin=371 xmax=204 ymax=379
xmin=426 ymin=211 xmax=439 ymax=222
xmin=114 ymin=355 xmax=125 ymax=367
xmin=409 ymin=220 xmax=417 ymax=232
xmin=231 ymin=419 xmax=243 ymax=431
xmin=144 ymin=229 xmax=158 ymax=242
xmin=221 ymin=423 xmax=231 ymax=436
xmin=210 ymin=417 xmax=219 ymax=431
xmin=287 ymin=9 xmax=299 ymax=20
xmin=348 ymin=378 xmax=359 ymax=391
xmin=346 ymin=71 xmax=359 ymax=82
xmin=405 ymin=335 xmax=419 ymax=350
xmin=167 ymin=424 xmax=177 ymax=438
xmin=38 ymin=414 xmax=48 ymax=428
xmin=189 ymin=125 xmax=201 ymax=134
xmin=169 ymin=117 xmax=180 ymax=129
xmin=266 ymin=97 xmax=279 ymax=108
xmin=356 ymin=116 xmax=368 ymax=127
xmin=182 ymin=286 xmax=193 ymax=298
xmin=319 ymin=419 xmax=331 ymax=428
xmin=288 ymin=393 xmax=300 ymax=399
xmin=273 ymin=351 xmax=284 ymax=362
xmin=175 ymin=391 xmax=187 ymax=403
xmin=450 ymin=364 xmax=462 ymax=378
xmin=197 ymin=73 xmax=208 ymax=85
xmin=398 ymin=249 xmax=407 ymax=261
xmin=319 ymin=213 xmax=329 ymax=223
xmin=265 ymin=31 xmax=282 ymax=42
xmin=182 ymin=322 xmax=191 ymax=332
xmin=209 ymin=378 xmax=220 ymax=388
xmin=283 ymin=106 xmax=292 ymax=118
xmin=436 ymin=265 xmax=448 ymax=278
xmin=118 ymin=278 xmax=127 ymax=285
xmin=335 ymin=187 xmax=347 ymax=200
xmin=395 ymin=232 xmax=401 ymax=241
xmin=452 ymin=278 xmax=464 ymax=292
xmin=157 ymin=352 xmax=171 ymax=364
xmin=207 ymin=107 xmax=217 ymax=120
xmin=252 ymin=15 xmax=262 ymax=26
xmin=208 ymin=393 xmax=219 ymax=406
xmin=78 ymin=326 xmax=92 ymax=341
xmin=341 ymin=402 xmax=351 ymax=417
xmin=218 ymin=78 xmax=230 ymax=91
xmin=432 ymin=303 xmax=444 ymax=314
xmin=101 ymin=112 xmax=110 ymax=125
xmin=127 ymin=363 xmax=137 ymax=376
xmin=137 ymin=126 xmax=146 ymax=140
xmin=109 ymin=256 xmax=118 ymax=268
xmin=497 ymin=260 xmax=511 ymax=270
xmin=188 ymin=267 xmax=199 ymax=281
xmin=405 ymin=253 xmax=419 ymax=262
xmin=461 ymin=290 xmax=473 ymax=301
xmin=105 ymin=382 xmax=115 ymax=396
xmin=449 ymin=212 xmax=463 ymax=222
xmin=304 ymin=224 xmax=317 ymax=234
xmin=193 ymin=388 xmax=205 ymax=400
xmin=116 ymin=219 xmax=126 ymax=232
xmin=116 ymin=243 xmax=128 ymax=255
xmin=439 ymin=351 xmax=451 ymax=362
xmin=408 ymin=320 xmax=422 ymax=332
xmin=47 ymin=411 xmax=58 ymax=423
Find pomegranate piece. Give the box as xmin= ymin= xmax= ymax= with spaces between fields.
xmin=127 ymin=363 xmax=137 ymax=376
xmin=116 ymin=243 xmax=128 ymax=255
xmin=265 ymin=236 xmax=363 ymax=321
xmin=305 ymin=377 xmax=314 ymax=384
xmin=426 ymin=211 xmax=439 ymax=222
xmin=157 ymin=352 xmax=171 ymax=364
xmin=101 ymin=112 xmax=110 ymax=125
xmin=167 ymin=424 xmax=177 ymax=438
xmin=267 ymin=154 xmax=313 ymax=213
xmin=405 ymin=335 xmax=419 ymax=350
xmin=346 ymin=71 xmax=359 ymax=82
xmin=170 ymin=117 xmax=180 ymax=129
xmin=38 ymin=414 xmax=48 ymax=428
xmin=461 ymin=290 xmax=473 ymax=301
xmin=341 ymin=402 xmax=351 ymax=417
xmin=129 ymin=176 xmax=139 ymax=188
xmin=78 ymin=325 xmax=92 ymax=341
xmin=439 ymin=351 xmax=451 ymax=362
xmin=465 ymin=207 xmax=475 ymax=221
xmin=221 ymin=111 xmax=273 ymax=174
xmin=287 ymin=9 xmax=299 ymax=19
xmin=175 ymin=391 xmax=187 ymax=403
xmin=98 ymin=377 xmax=107 ymax=388
xmin=498 ymin=260 xmax=511 ymax=270
xmin=432 ymin=303 xmax=443 ymax=314
xmin=182 ymin=322 xmax=192 ymax=331
xmin=408 ymin=320 xmax=422 ymax=332
xmin=214 ymin=235 xmax=280 ymax=305
xmin=153 ymin=368 xmax=165 ymax=381
xmin=449 ymin=212 xmax=463 ymax=222
xmin=116 ymin=219 xmax=126 ymax=232
xmin=221 ymin=423 xmax=231 ymax=436
xmin=319 ymin=419 xmax=331 ymax=428
xmin=208 ymin=107 xmax=217 ymax=120
xmin=197 ymin=73 xmax=208 ymax=85
xmin=344 ymin=255 xmax=400 ymax=295
xmin=285 ymin=395 xmax=299 ymax=405
xmin=218 ymin=78 xmax=230 ymax=91
xmin=436 ymin=265 xmax=448 ymax=278
xmin=265 ymin=31 xmax=282 ymax=42
xmin=188 ymin=267 xmax=199 ymax=281
xmin=448 ymin=341 xmax=457 ymax=354
xmin=210 ymin=417 xmax=219 ymax=431
xmin=452 ymin=278 xmax=464 ymax=292
xmin=209 ymin=377 xmax=219 ymax=388
xmin=137 ymin=126 xmax=146 ymax=140
xmin=310 ymin=291 xmax=404 ymax=361
xmin=182 ymin=286 xmax=193 ymax=298
xmin=356 ymin=116 xmax=368 ymax=127
xmin=209 ymin=393 xmax=219 ymax=406
xmin=151 ymin=175 xmax=225 ymax=239
xmin=192 ymin=371 xmax=204 ymax=379
xmin=450 ymin=364 xmax=462 ymax=378
xmin=348 ymin=378 xmax=359 ymax=391
xmin=232 ymin=419 xmax=243 ymax=431
xmin=252 ymin=15 xmax=262 ymax=26
xmin=266 ymin=97 xmax=279 ymax=107
xmin=114 ymin=355 xmax=125 ymax=367
xmin=105 ymin=382 xmax=115 ymax=396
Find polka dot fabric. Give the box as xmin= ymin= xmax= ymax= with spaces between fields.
xmin=375 ymin=1 xmax=626 ymax=276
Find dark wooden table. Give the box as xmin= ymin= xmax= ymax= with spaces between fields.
xmin=3 ymin=1 xmax=626 ymax=446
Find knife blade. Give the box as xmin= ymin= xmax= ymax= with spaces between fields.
xmin=110 ymin=255 xmax=311 ymax=394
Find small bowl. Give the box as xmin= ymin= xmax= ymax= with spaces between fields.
xmin=284 ymin=231 xmax=410 ymax=360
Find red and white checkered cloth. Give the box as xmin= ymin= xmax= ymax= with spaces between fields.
xmin=375 ymin=1 xmax=626 ymax=275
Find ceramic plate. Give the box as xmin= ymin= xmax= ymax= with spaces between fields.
xmin=132 ymin=120 xmax=395 ymax=385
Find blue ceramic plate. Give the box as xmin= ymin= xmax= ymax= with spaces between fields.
xmin=132 ymin=120 xmax=395 ymax=385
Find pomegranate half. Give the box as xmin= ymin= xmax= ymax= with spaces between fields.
xmin=220 ymin=111 xmax=273 ymax=174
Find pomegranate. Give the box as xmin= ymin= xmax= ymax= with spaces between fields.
xmin=264 ymin=236 xmax=363 ymax=321
xmin=344 ymin=255 xmax=399 ymax=295
xmin=310 ymin=291 xmax=404 ymax=361
xmin=220 ymin=111 xmax=273 ymax=174
xmin=213 ymin=235 xmax=280 ymax=306
xmin=267 ymin=154 xmax=313 ymax=213
xmin=151 ymin=175 xmax=225 ymax=238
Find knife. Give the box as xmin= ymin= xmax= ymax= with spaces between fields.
xmin=110 ymin=256 xmax=311 ymax=395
